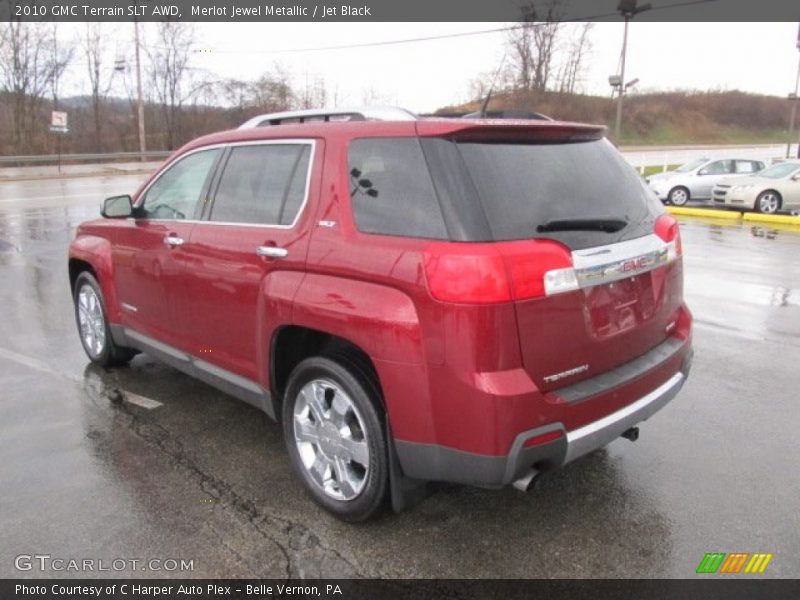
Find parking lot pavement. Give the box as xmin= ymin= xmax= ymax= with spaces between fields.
xmin=0 ymin=176 xmax=798 ymax=579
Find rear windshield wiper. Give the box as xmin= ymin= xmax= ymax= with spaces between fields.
xmin=536 ymin=217 xmax=628 ymax=234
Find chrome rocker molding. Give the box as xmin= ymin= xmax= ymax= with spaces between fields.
xmin=110 ymin=325 xmax=275 ymax=419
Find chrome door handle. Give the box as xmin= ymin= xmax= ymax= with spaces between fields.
xmin=256 ymin=246 xmax=288 ymax=258
xmin=163 ymin=235 xmax=185 ymax=247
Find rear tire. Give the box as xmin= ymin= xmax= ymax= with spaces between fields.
xmin=755 ymin=191 xmax=781 ymax=214
xmin=73 ymin=272 xmax=135 ymax=367
xmin=668 ymin=186 xmax=690 ymax=206
xmin=282 ymin=356 xmax=388 ymax=522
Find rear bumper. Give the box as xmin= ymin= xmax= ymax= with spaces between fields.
xmin=394 ymin=345 xmax=692 ymax=487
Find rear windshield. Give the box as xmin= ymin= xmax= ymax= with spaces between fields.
xmin=348 ymin=136 xmax=662 ymax=250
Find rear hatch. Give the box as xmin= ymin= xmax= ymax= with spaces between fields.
xmin=419 ymin=131 xmax=683 ymax=392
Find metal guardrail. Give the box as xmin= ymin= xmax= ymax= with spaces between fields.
xmin=0 ymin=151 xmax=172 ymax=165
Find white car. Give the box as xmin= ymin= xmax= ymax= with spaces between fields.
xmin=646 ymin=157 xmax=765 ymax=205
xmin=713 ymin=161 xmax=800 ymax=214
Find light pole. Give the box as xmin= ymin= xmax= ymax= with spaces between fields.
xmin=614 ymin=0 xmax=651 ymax=141
xmin=787 ymin=23 xmax=800 ymax=159
xmin=134 ymin=19 xmax=146 ymax=159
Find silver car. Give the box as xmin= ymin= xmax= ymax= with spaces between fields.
xmin=646 ymin=157 xmax=765 ymax=205
xmin=713 ymin=160 xmax=800 ymax=214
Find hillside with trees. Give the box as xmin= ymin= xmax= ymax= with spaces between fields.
xmin=0 ymin=17 xmax=793 ymax=157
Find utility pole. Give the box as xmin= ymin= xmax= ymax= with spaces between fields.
xmin=134 ymin=19 xmax=146 ymax=159
xmin=790 ymin=23 xmax=800 ymax=159
xmin=614 ymin=16 xmax=629 ymax=140
xmin=613 ymin=0 xmax=651 ymax=141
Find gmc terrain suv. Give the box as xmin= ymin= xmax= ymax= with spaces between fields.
xmin=69 ymin=107 xmax=693 ymax=521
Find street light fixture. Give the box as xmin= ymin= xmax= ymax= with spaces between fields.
xmin=614 ymin=0 xmax=651 ymax=140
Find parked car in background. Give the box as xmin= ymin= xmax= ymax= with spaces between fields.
xmin=713 ymin=160 xmax=800 ymax=214
xmin=646 ymin=157 xmax=765 ymax=205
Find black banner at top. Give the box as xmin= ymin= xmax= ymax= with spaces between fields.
xmin=1 ymin=0 xmax=799 ymax=22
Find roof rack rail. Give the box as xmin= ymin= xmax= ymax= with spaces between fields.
xmin=238 ymin=106 xmax=418 ymax=129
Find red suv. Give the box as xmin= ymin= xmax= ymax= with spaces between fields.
xmin=69 ymin=108 xmax=692 ymax=521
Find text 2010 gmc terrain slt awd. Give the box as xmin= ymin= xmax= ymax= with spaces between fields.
xmin=69 ymin=108 xmax=692 ymax=521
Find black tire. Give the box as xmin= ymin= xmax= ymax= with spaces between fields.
xmin=282 ymin=355 xmax=388 ymax=522
xmin=73 ymin=271 xmax=136 ymax=367
xmin=668 ymin=186 xmax=690 ymax=206
xmin=755 ymin=190 xmax=781 ymax=214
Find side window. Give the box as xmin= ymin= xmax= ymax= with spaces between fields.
xmin=348 ymin=138 xmax=448 ymax=239
xmin=702 ymin=160 xmax=733 ymax=175
xmin=142 ymin=149 xmax=220 ymax=219
xmin=209 ymin=144 xmax=311 ymax=226
xmin=735 ymin=160 xmax=757 ymax=174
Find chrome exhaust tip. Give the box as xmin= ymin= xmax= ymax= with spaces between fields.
xmin=512 ymin=468 xmax=540 ymax=492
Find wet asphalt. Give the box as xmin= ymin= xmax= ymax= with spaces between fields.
xmin=0 ymin=175 xmax=798 ymax=579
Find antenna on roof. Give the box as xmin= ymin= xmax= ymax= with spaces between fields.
xmin=480 ymin=54 xmax=506 ymax=118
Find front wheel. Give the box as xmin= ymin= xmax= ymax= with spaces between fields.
xmin=755 ymin=191 xmax=781 ymax=214
xmin=668 ymin=186 xmax=690 ymax=206
xmin=282 ymin=356 xmax=387 ymax=521
xmin=73 ymin=272 xmax=135 ymax=367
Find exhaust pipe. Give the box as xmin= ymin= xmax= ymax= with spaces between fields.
xmin=621 ymin=426 xmax=639 ymax=442
xmin=512 ymin=468 xmax=540 ymax=492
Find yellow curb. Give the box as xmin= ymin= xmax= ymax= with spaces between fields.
xmin=665 ymin=206 xmax=742 ymax=220
xmin=742 ymin=212 xmax=800 ymax=226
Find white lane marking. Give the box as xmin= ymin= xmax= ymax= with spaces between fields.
xmin=123 ymin=391 xmax=163 ymax=410
xmin=0 ymin=346 xmax=71 ymax=380
xmin=0 ymin=345 xmax=162 ymax=409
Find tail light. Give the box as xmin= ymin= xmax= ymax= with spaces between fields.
xmin=654 ymin=214 xmax=683 ymax=260
xmin=423 ymin=240 xmax=576 ymax=304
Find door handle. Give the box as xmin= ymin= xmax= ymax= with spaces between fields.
xmin=256 ymin=246 xmax=288 ymax=258
xmin=163 ymin=234 xmax=185 ymax=247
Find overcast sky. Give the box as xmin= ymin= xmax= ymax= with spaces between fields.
xmin=58 ymin=22 xmax=799 ymax=112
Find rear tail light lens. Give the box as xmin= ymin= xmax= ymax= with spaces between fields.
xmin=654 ymin=214 xmax=683 ymax=260
xmin=424 ymin=240 xmax=576 ymax=304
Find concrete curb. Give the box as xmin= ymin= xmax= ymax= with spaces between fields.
xmin=666 ymin=206 xmax=800 ymax=227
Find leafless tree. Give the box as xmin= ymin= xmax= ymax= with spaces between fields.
xmin=82 ymin=23 xmax=117 ymax=149
xmin=0 ymin=21 xmax=62 ymax=151
xmin=556 ymin=22 xmax=594 ymax=95
xmin=146 ymin=21 xmax=202 ymax=149
xmin=296 ymin=73 xmax=327 ymax=109
xmin=506 ymin=1 xmax=564 ymax=92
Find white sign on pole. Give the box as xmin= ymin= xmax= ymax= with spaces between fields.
xmin=50 ymin=111 xmax=69 ymax=133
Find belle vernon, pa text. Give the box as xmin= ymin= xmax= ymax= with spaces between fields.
xmin=16 ymin=584 xmax=343 ymax=597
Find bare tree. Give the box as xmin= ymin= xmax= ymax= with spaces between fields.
xmin=556 ymin=23 xmax=593 ymax=95
xmin=506 ymin=1 xmax=564 ymax=92
xmin=146 ymin=21 xmax=200 ymax=149
xmin=0 ymin=21 xmax=61 ymax=151
xmin=296 ymin=72 xmax=327 ymax=109
xmin=83 ymin=23 xmax=116 ymax=149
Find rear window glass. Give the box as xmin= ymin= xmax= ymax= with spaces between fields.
xmin=426 ymin=138 xmax=663 ymax=250
xmin=348 ymin=138 xmax=448 ymax=239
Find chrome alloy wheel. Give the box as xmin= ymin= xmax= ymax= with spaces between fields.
xmin=77 ymin=284 xmax=106 ymax=358
xmin=293 ymin=379 xmax=370 ymax=501
xmin=758 ymin=192 xmax=779 ymax=214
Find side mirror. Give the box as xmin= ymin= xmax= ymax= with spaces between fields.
xmin=101 ymin=195 xmax=133 ymax=218
xmin=792 ymin=173 xmax=800 ymax=181
xmin=698 ymin=169 xmax=708 ymax=176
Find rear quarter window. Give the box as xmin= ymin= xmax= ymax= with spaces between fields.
xmin=348 ymin=138 xmax=448 ymax=240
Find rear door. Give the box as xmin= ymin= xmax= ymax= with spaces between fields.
xmin=177 ymin=140 xmax=317 ymax=382
xmin=423 ymin=137 xmax=681 ymax=392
